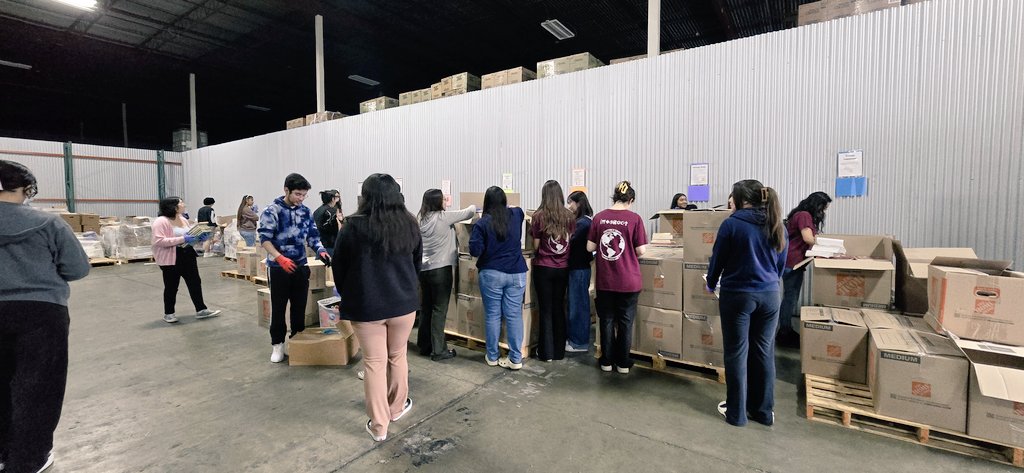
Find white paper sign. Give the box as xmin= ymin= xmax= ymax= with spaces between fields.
xmin=571 ymin=168 xmax=586 ymax=188
xmin=441 ymin=180 xmax=452 ymax=195
xmin=502 ymin=173 xmax=514 ymax=190
xmin=690 ymin=163 xmax=710 ymax=186
xmin=837 ymin=150 xmax=863 ymax=178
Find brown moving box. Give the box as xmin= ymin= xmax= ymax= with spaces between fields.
xmin=537 ymin=52 xmax=604 ymax=78
xmin=810 ymin=234 xmax=895 ymax=309
xmin=797 ymin=1 xmax=826 ymax=25
xmin=257 ymin=288 xmax=272 ymax=328
xmin=860 ymin=309 xmax=932 ymax=333
xmin=81 ymin=224 xmax=101 ymax=233
xmin=59 ymin=213 xmax=81 ymax=229
xmin=444 ymin=291 xmax=458 ymax=332
xmin=457 ymin=294 xmax=486 ymax=340
xmin=79 ymin=213 xmax=99 ymax=228
xmin=449 ymin=72 xmax=481 ymax=91
xmin=237 ymin=250 xmax=258 ymax=276
xmin=482 ymin=70 xmax=507 ymax=89
xmin=638 ymin=247 xmax=685 ymax=311
xmin=651 ymin=210 xmax=686 ymax=246
xmin=682 ymin=264 xmax=718 ymax=316
xmin=303 ymin=287 xmax=330 ymax=326
xmin=287 ymin=327 xmax=360 ymax=366
xmin=458 ymin=256 xmax=480 ymax=297
xmin=455 ymin=214 xmax=481 ymax=255
xmin=610 ymin=53 xmax=649 ymax=65
xmin=399 ymin=88 xmax=432 ymax=106
xmin=459 ymin=192 xmax=521 ymax=209
xmin=359 ymin=96 xmax=399 ymax=114
xmin=257 ymin=258 xmax=268 ymax=279
xmin=867 ymin=327 xmax=969 ymax=433
xmin=635 ymin=306 xmax=683 ymax=359
xmin=307 ymin=260 xmax=327 ymax=290
xmin=893 ymin=243 xmax=977 ymax=315
xmin=800 ymin=307 xmax=869 ymax=383
xmin=305 ymin=111 xmax=345 ymax=125
xmin=953 ymin=336 xmax=1024 ymax=448
xmin=505 ymin=67 xmax=536 ymax=84
xmin=682 ymin=313 xmax=724 ymax=367
xmin=681 ymin=211 xmax=731 ymax=263
xmin=926 ymin=258 xmax=1024 ymax=346
xmin=285 ymin=117 xmax=305 ymax=129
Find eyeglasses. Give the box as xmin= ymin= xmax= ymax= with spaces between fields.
xmin=24 ymin=184 xmax=38 ymax=199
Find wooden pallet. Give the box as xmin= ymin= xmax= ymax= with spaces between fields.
xmin=443 ymin=330 xmax=533 ymax=360
xmin=220 ymin=270 xmax=252 ymax=281
xmin=224 ymin=256 xmax=237 ymax=262
xmin=253 ymin=276 xmax=268 ymax=286
xmin=805 ymin=374 xmax=1024 ymax=468
xmin=89 ymin=257 xmax=119 ymax=267
xmin=118 ymin=256 xmax=154 ymax=264
xmin=618 ymin=349 xmax=725 ymax=384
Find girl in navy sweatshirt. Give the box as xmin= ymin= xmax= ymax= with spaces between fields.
xmin=706 ymin=179 xmax=787 ymax=427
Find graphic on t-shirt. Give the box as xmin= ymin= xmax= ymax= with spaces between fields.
xmin=548 ymin=235 xmax=568 ymax=255
xmin=599 ymin=229 xmax=626 ymax=261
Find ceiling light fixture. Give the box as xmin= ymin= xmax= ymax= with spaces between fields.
xmin=348 ymin=74 xmax=380 ymax=86
xmin=541 ymin=19 xmax=575 ymax=40
xmin=0 ymin=59 xmax=32 ymax=70
xmin=244 ymin=104 xmax=271 ymax=112
xmin=52 ymin=0 xmax=98 ymax=10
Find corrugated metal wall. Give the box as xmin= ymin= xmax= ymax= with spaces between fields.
xmin=0 ymin=137 xmax=183 ymax=217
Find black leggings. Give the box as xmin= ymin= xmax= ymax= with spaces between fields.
xmin=159 ymin=246 xmax=207 ymax=315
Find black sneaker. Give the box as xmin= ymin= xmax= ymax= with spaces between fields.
xmin=431 ymin=348 xmax=457 ymax=362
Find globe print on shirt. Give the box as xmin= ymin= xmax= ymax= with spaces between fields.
xmin=548 ymin=234 xmax=568 ymax=255
xmin=600 ymin=229 xmax=626 ymax=261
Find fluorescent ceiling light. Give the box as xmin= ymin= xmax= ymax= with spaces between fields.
xmin=541 ymin=19 xmax=574 ymax=40
xmin=244 ymin=104 xmax=271 ymax=111
xmin=348 ymin=74 xmax=379 ymax=86
xmin=53 ymin=0 xmax=97 ymax=10
xmin=0 ymin=59 xmax=32 ymax=70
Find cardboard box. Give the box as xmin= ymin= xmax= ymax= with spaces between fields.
xmin=954 ymin=337 xmax=1024 ymax=447
xmin=867 ymin=327 xmax=969 ymax=432
xmin=682 ymin=265 xmax=718 ymax=316
xmin=457 ymin=293 xmax=486 ymax=340
xmin=455 ymin=214 xmax=481 ymax=255
xmin=81 ymin=223 xmax=101 ymax=233
xmin=256 ymin=258 xmax=268 ymax=279
xmin=59 ymin=213 xmax=81 ymax=229
xmin=798 ymin=1 xmax=826 ymax=25
xmin=652 ymin=210 xmax=687 ymax=247
xmin=635 ymin=306 xmax=683 ymax=359
xmin=305 ymin=111 xmax=345 ymax=124
xmin=682 ymin=313 xmax=724 ymax=367
xmin=680 ymin=211 xmax=730 ymax=263
xmin=811 ymin=258 xmax=895 ymax=309
xmin=257 ymin=288 xmax=272 ymax=328
xmin=286 ymin=117 xmax=305 ymax=129
xmin=459 ymin=192 xmax=521 ymax=209
xmin=399 ymin=88 xmax=432 ymax=106
xmin=505 ymin=67 xmax=536 ymax=84
xmin=638 ymin=247 xmax=685 ymax=311
xmin=359 ymin=96 xmax=399 ymax=114
xmin=537 ymin=52 xmax=604 ymax=78
xmin=926 ymin=258 xmax=1024 ymax=346
xmin=304 ymin=287 xmax=330 ymax=326
xmin=430 ymin=82 xmax=443 ymax=99
xmin=458 ymin=256 xmax=480 ymax=297
xmin=79 ymin=213 xmax=99 ymax=228
xmin=610 ymin=53 xmax=649 ymax=65
xmin=444 ymin=291 xmax=458 ymax=333
xmin=482 ymin=70 xmax=507 ymax=89
xmin=800 ymin=307 xmax=869 ymax=383
xmin=894 ymin=243 xmax=977 ymax=315
xmin=287 ymin=328 xmax=360 ymax=366
xmin=449 ymin=72 xmax=481 ymax=91
xmin=237 ymin=250 xmax=258 ymax=276
xmin=860 ymin=309 xmax=932 ymax=333
xmin=307 ymin=260 xmax=327 ymax=289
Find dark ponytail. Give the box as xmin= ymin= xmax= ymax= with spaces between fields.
xmin=763 ymin=187 xmax=785 ymax=252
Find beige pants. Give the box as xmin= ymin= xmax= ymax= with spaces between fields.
xmin=352 ymin=313 xmax=415 ymax=437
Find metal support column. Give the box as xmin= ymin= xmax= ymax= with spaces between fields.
xmin=63 ymin=141 xmax=76 ymax=212
xmin=648 ymin=0 xmax=661 ymax=58
xmin=156 ymin=150 xmax=167 ymax=202
xmin=315 ymin=15 xmax=325 ymax=113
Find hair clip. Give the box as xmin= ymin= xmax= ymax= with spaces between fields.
xmin=618 ymin=182 xmax=629 ymax=194
xmin=760 ymin=188 xmax=768 ymax=201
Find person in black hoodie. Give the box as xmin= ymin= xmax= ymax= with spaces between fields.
xmin=313 ymin=189 xmax=342 ymax=257
xmin=706 ymin=179 xmax=787 ymax=427
xmin=332 ymin=174 xmax=421 ymax=442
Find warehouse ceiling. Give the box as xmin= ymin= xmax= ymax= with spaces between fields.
xmin=0 ymin=0 xmax=808 ymax=149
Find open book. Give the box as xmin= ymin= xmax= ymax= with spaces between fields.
xmin=179 ymin=224 xmax=217 ymax=248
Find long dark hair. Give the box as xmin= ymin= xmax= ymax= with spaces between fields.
xmin=612 ymin=181 xmax=636 ymax=204
xmin=159 ymin=197 xmax=182 ymax=219
xmin=418 ymin=189 xmax=444 ymax=223
xmin=482 ymin=186 xmax=510 ymax=241
xmin=670 ymin=193 xmax=686 ymax=209
xmin=236 ymin=195 xmax=252 ymax=223
xmin=567 ymin=190 xmax=593 ymax=219
xmin=787 ymin=191 xmax=832 ymax=232
xmin=354 ymin=173 xmax=419 ymax=254
xmin=729 ymin=179 xmax=785 ymax=252
xmin=537 ymin=180 xmax=574 ymax=238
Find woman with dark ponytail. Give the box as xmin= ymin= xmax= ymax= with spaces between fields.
xmin=705 ymin=179 xmax=787 ymax=427
xmin=778 ymin=191 xmax=832 ymax=346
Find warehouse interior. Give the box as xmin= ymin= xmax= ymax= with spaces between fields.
xmin=1 ymin=0 xmax=1024 ymax=472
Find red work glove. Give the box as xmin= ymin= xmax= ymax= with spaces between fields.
xmin=317 ymin=251 xmax=332 ymax=267
xmin=274 ymin=254 xmax=297 ymax=273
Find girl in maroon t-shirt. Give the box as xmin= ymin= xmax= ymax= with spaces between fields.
xmin=779 ymin=191 xmax=831 ymax=345
xmin=530 ymin=180 xmax=576 ymax=361
xmin=587 ymin=181 xmax=648 ymax=373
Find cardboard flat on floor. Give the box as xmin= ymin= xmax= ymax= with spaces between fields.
xmin=682 ymin=313 xmax=724 ymax=367
xmin=635 ymin=306 xmax=683 ymax=359
xmin=867 ymin=327 xmax=969 ymax=433
xmin=681 ymin=210 xmax=730 ymax=263
xmin=800 ymin=307 xmax=869 ymax=383
xmin=287 ymin=328 xmax=360 ymax=366
xmin=682 ymin=265 xmax=718 ymax=316
xmin=638 ymin=247 xmax=685 ymax=311
xmin=894 ymin=243 xmax=977 ymax=314
xmin=811 ymin=258 xmax=895 ymax=309
xmin=953 ymin=336 xmax=1024 ymax=448
xmin=926 ymin=258 xmax=1024 ymax=346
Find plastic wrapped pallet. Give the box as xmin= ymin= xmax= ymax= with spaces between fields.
xmin=223 ymin=222 xmax=243 ymax=259
xmin=76 ymin=232 xmax=105 ymax=259
xmin=99 ymin=226 xmax=120 ymax=258
xmin=116 ymin=224 xmax=153 ymax=260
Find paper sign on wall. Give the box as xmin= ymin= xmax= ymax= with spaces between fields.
xmin=837 ymin=150 xmax=863 ymax=178
xmin=690 ymin=163 xmax=709 ymax=186
xmin=502 ymin=173 xmax=514 ymax=191
xmin=572 ymin=168 xmax=586 ymax=188
xmin=441 ymin=179 xmax=452 ymax=209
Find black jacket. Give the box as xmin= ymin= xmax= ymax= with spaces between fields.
xmin=313 ymin=204 xmax=339 ymax=249
xmin=331 ymin=215 xmax=422 ymax=321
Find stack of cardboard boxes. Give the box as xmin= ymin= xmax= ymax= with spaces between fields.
xmin=634 ymin=247 xmax=685 ymax=360
xmin=679 ymin=211 xmax=731 ymax=367
xmin=285 ymin=112 xmax=345 ymax=129
xmin=481 ymin=67 xmax=536 ymax=90
xmin=59 ymin=212 xmax=102 ymax=233
xmin=430 ymin=72 xmax=481 ymax=99
xmin=359 ymin=96 xmax=399 ymax=114
xmin=255 ymin=259 xmax=331 ymax=330
xmin=399 ymin=88 xmax=433 ymax=106
xmin=536 ymin=52 xmax=604 ymax=78
xmin=798 ymin=0 xmax=928 ymax=27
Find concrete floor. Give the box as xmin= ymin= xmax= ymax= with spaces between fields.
xmin=47 ymin=257 xmax=1012 ymax=472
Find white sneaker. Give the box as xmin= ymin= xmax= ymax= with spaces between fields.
xmin=195 ymin=309 xmax=221 ymax=319
xmin=391 ymin=398 xmax=413 ymax=422
xmin=270 ymin=344 xmax=285 ymax=363
xmin=497 ymin=357 xmax=522 ymax=370
xmin=616 ymin=366 xmax=630 ymax=374
xmin=485 ymin=357 xmax=499 ymax=367
xmin=717 ymin=401 xmax=727 ymax=418
xmin=565 ymin=342 xmax=588 ymax=353
xmin=365 ymin=419 xmax=386 ymax=442
xmin=357 ymin=370 xmax=365 ymax=380
xmin=600 ymin=364 xmax=613 ymax=372
xmin=163 ymin=313 xmax=178 ymax=323
xmin=37 ymin=451 xmax=54 ymax=472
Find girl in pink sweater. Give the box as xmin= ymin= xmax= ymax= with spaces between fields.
xmin=151 ymin=197 xmax=221 ymax=323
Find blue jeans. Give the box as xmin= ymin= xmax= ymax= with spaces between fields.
xmin=566 ymin=268 xmax=592 ymax=349
xmin=719 ymin=289 xmax=780 ymax=426
xmin=478 ymin=270 xmax=527 ymax=363
xmin=239 ymin=230 xmax=257 ymax=247
xmin=779 ymin=268 xmax=804 ymax=336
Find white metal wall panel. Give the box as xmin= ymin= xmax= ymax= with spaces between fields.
xmin=0 ymin=137 xmax=67 ymax=205
xmin=182 ymin=0 xmax=1024 ymax=264
xmin=70 ymin=143 xmax=162 ymax=217
xmin=164 ymin=151 xmax=185 ymax=201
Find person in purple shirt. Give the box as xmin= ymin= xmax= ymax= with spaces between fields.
xmin=706 ymin=179 xmax=787 ymax=427
xmin=587 ymin=181 xmax=648 ymax=374
xmin=779 ymin=191 xmax=831 ymax=347
xmin=530 ymin=180 xmax=576 ymax=362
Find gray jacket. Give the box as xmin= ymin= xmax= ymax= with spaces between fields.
xmin=419 ymin=206 xmax=476 ymax=272
xmin=0 ymin=202 xmax=90 ymax=306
